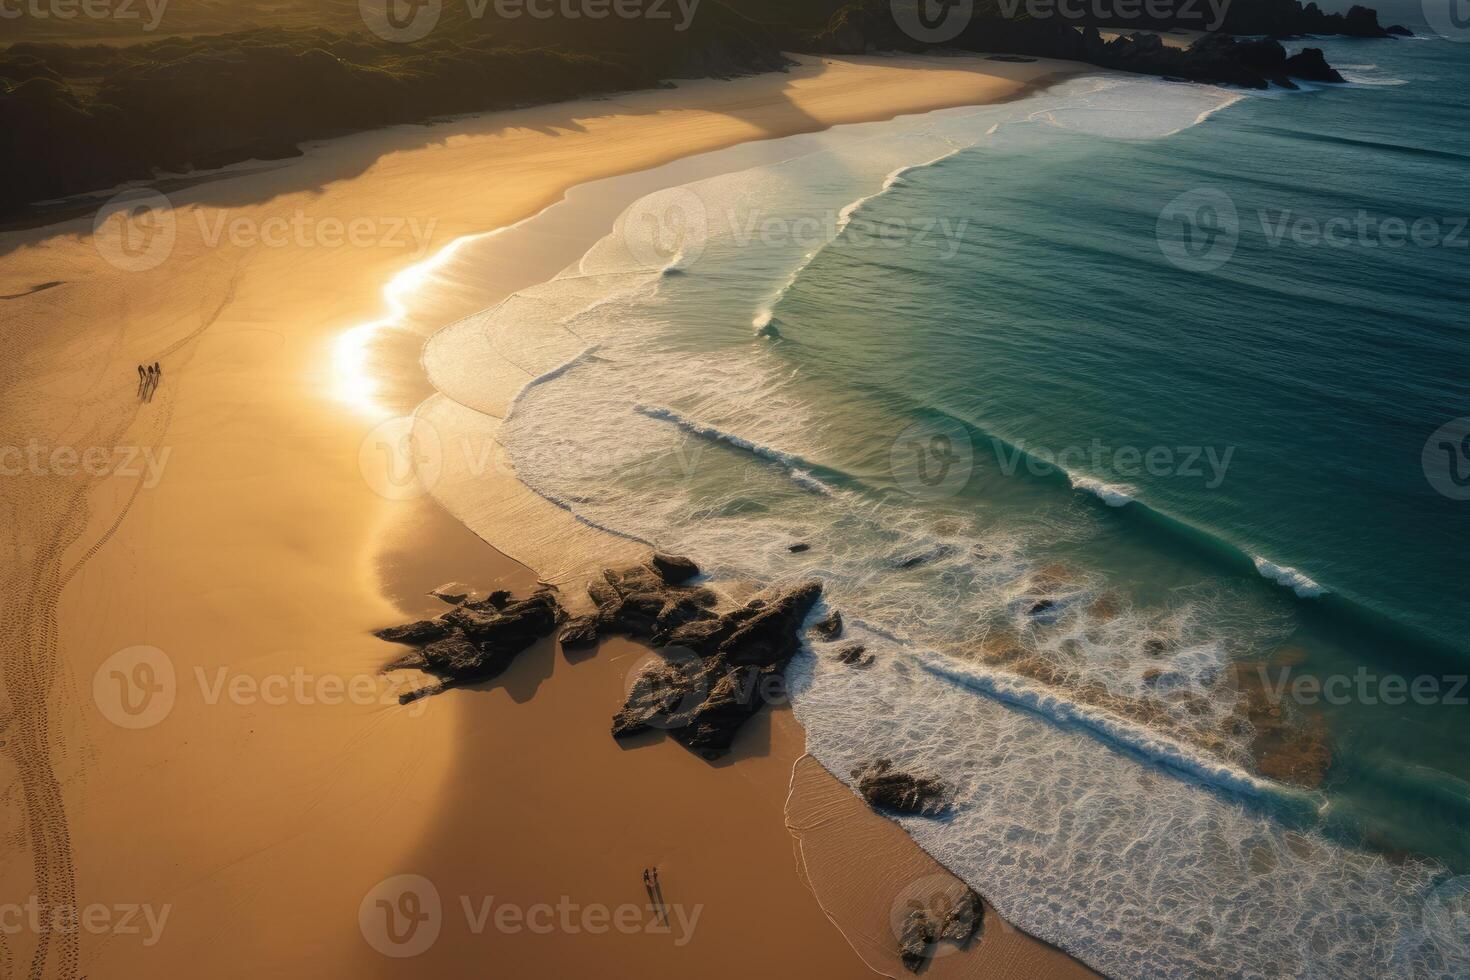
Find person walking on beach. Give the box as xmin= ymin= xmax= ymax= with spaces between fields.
xmin=145 ymin=361 xmax=161 ymax=402
xmin=649 ymin=866 xmax=666 ymax=924
xmin=136 ymin=364 xmax=146 ymax=397
xmin=642 ymin=867 xmax=658 ymax=915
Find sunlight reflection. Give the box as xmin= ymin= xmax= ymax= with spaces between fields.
xmin=330 ymin=234 xmax=477 ymax=418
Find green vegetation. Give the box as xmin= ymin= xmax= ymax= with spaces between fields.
xmin=0 ymin=0 xmax=1397 ymax=214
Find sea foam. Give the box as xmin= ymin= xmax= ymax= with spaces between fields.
xmin=1253 ymin=555 xmax=1328 ymax=597
xmin=432 ymin=73 xmax=1466 ymax=979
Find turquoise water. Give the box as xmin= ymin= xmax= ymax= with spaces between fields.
xmin=766 ymin=34 xmax=1470 ymax=868
xmin=430 ymin=34 xmax=1469 ymax=979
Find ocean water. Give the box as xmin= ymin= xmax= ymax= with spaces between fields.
xmin=425 ymin=34 xmax=1470 ymax=980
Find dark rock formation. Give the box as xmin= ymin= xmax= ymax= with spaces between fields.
xmin=853 ymin=760 xmax=951 ymax=816
xmin=897 ymin=883 xmax=984 ymax=973
xmin=788 ymin=542 xmax=811 ymax=553
xmin=612 ymin=653 xmax=707 ymax=738
xmin=603 ymin=555 xmax=823 ymax=760
xmin=374 ymin=618 xmax=453 ymax=646
xmin=805 ymin=2 xmax=1363 ymax=89
xmin=590 ymin=557 xmax=721 ymax=640
xmin=650 ymin=551 xmax=701 ymax=585
xmin=558 ymin=615 xmax=601 ymax=649
xmin=835 ymin=644 xmax=875 ymax=669
xmin=1283 ymin=48 xmax=1345 ymax=83
xmin=812 ymin=609 xmax=843 ymax=640
xmin=898 ymin=911 xmax=936 ymax=972
xmin=939 ymin=888 xmax=983 ymax=944
xmin=377 ymin=588 xmax=565 ymax=701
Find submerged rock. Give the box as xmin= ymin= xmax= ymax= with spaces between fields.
xmin=898 ymin=910 xmax=934 ymax=972
xmin=834 ymin=644 xmax=874 ymax=669
xmin=811 ymin=609 xmax=843 ymax=640
xmin=853 ymin=759 xmax=951 ymax=816
xmin=896 ymin=882 xmax=984 ymax=973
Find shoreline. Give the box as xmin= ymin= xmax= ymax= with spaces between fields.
xmin=0 ymin=52 xmax=1097 ymax=978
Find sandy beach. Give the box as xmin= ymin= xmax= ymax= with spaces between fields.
xmin=0 ymin=52 xmax=1098 ymax=979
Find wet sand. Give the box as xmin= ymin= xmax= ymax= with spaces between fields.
xmin=0 ymin=53 xmax=1098 ymax=978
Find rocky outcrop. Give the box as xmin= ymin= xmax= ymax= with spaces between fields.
xmin=897 ymin=884 xmax=984 ymax=973
xmin=1283 ymin=48 xmax=1344 ymax=83
xmin=377 ymin=588 xmax=565 ymax=701
xmin=898 ymin=911 xmax=936 ymax=972
xmin=650 ymin=551 xmax=701 ymax=585
xmin=812 ymin=609 xmax=843 ymax=640
xmin=853 ymin=760 xmax=952 ymax=816
xmin=558 ymin=615 xmax=601 ymax=649
xmin=586 ymin=557 xmax=722 ymax=643
xmin=805 ymin=2 xmax=1364 ymax=89
xmin=1244 ymin=1 xmax=1409 ymax=38
xmin=602 ymin=555 xmax=823 ymax=760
